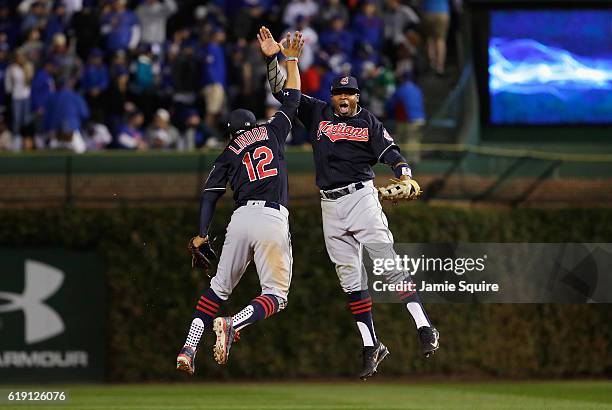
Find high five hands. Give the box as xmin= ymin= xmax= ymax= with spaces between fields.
xmin=257 ymin=26 xmax=304 ymax=59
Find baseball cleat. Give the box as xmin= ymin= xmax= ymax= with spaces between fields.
xmin=359 ymin=341 xmax=390 ymax=380
xmin=418 ymin=326 xmax=440 ymax=358
xmin=176 ymin=345 xmax=197 ymax=375
xmin=213 ymin=317 xmax=237 ymax=365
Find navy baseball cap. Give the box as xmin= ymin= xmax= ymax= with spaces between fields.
xmin=330 ymin=76 xmax=360 ymax=94
xmin=228 ymin=109 xmax=256 ymax=134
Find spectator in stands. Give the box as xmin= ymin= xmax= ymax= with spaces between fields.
xmin=309 ymin=57 xmax=336 ymax=103
xmin=0 ymin=0 xmax=451 ymax=150
xmin=19 ymin=29 xmax=44 ymax=68
xmin=20 ymin=1 xmax=48 ymax=36
xmin=317 ymin=0 xmax=349 ymax=30
xmin=352 ymin=0 xmax=383 ymax=52
xmin=113 ymin=109 xmax=146 ymax=150
xmin=226 ymin=40 xmax=254 ymax=115
xmin=145 ymin=108 xmax=178 ymax=149
xmin=383 ymin=0 xmax=420 ymax=61
xmin=284 ymin=15 xmax=317 ymax=70
xmin=82 ymin=120 xmax=113 ymax=151
xmin=320 ymin=14 xmax=354 ymax=57
xmin=43 ymin=78 xmax=89 ymax=153
xmin=0 ymin=3 xmax=19 ymax=47
xmin=200 ymin=27 xmax=226 ymax=134
xmin=30 ymin=58 xmax=55 ymax=136
xmin=283 ymin=0 xmax=319 ymax=28
xmin=423 ymin=0 xmax=450 ymax=75
xmin=129 ymin=44 xmax=160 ymax=120
xmin=178 ymin=108 xmax=213 ymax=150
xmin=0 ymin=113 xmax=11 ymax=150
xmin=48 ymin=33 xmax=82 ymax=84
xmin=63 ymin=0 xmax=83 ymax=19
xmin=44 ymin=2 xmax=69 ymax=46
xmin=386 ymin=70 xmax=425 ymax=160
xmin=301 ymin=57 xmax=322 ymax=96
xmin=106 ymin=50 xmax=130 ymax=129
xmin=360 ymin=61 xmax=395 ymax=118
xmin=70 ymin=1 xmax=101 ymax=61
xmin=81 ymin=48 xmax=109 ymax=123
xmin=5 ymin=50 xmax=33 ymax=150
xmin=171 ymin=38 xmax=199 ymax=117
xmin=101 ymin=0 xmax=140 ymax=52
xmin=392 ymin=26 xmax=422 ymax=79
xmin=136 ymin=0 xmax=177 ymax=48
xmin=232 ymin=0 xmax=268 ymax=43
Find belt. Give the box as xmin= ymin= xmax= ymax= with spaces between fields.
xmin=236 ymin=200 xmax=281 ymax=211
xmin=320 ymin=182 xmax=365 ymax=200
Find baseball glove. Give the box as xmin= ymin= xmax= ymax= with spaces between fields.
xmin=188 ymin=236 xmax=217 ymax=271
xmin=377 ymin=178 xmax=422 ymax=202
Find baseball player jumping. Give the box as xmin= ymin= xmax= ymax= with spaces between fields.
xmin=176 ymin=32 xmax=304 ymax=374
xmin=258 ymin=27 xmax=439 ymax=380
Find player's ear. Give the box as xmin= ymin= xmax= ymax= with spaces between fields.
xmin=356 ymin=94 xmax=360 ymax=103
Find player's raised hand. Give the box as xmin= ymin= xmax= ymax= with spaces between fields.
xmin=257 ymin=26 xmax=281 ymax=57
xmin=279 ymin=31 xmax=304 ymax=59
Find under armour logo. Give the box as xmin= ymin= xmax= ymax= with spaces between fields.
xmin=0 ymin=260 xmax=65 ymax=344
xmin=283 ymin=91 xmax=289 ymax=96
xmin=340 ymin=77 xmax=349 ymax=85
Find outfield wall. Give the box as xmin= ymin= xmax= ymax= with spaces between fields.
xmin=0 ymin=205 xmax=611 ymax=382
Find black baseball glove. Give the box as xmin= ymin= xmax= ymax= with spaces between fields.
xmin=188 ymin=236 xmax=217 ymax=271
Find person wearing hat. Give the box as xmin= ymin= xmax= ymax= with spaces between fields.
xmin=145 ymin=107 xmax=179 ymax=149
xmin=113 ymin=109 xmax=146 ymax=150
xmin=259 ymin=26 xmax=439 ymax=380
xmin=176 ymin=32 xmax=304 ymax=375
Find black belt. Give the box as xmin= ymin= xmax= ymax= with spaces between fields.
xmin=236 ymin=200 xmax=281 ymax=211
xmin=320 ymin=182 xmax=365 ymax=200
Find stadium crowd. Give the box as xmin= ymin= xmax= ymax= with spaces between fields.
xmin=0 ymin=0 xmax=457 ymax=152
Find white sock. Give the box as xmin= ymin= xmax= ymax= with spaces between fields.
xmin=185 ymin=318 xmax=204 ymax=348
xmin=406 ymin=302 xmax=431 ymax=328
xmin=232 ymin=305 xmax=255 ymax=331
xmin=357 ymin=322 xmax=376 ymax=347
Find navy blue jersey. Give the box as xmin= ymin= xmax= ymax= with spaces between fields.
xmin=276 ymin=93 xmax=400 ymax=190
xmin=203 ymin=89 xmax=301 ymax=207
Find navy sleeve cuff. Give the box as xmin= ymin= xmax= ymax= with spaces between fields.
xmin=198 ymin=190 xmax=224 ymax=237
xmin=281 ymin=88 xmax=301 ymax=104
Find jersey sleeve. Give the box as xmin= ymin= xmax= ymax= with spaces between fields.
xmin=370 ymin=115 xmax=399 ymax=162
xmin=203 ymin=154 xmax=230 ymax=193
xmin=273 ymin=91 xmax=325 ymax=128
xmin=268 ymin=89 xmax=301 ymax=143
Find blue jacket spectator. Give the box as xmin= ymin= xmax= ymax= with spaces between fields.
xmin=31 ymin=61 xmax=55 ymax=113
xmin=386 ymin=76 xmax=425 ymax=124
xmin=81 ymin=49 xmax=110 ymax=94
xmin=43 ymin=84 xmax=90 ymax=134
xmin=320 ymin=16 xmax=354 ymax=56
xmin=44 ymin=3 xmax=69 ymax=46
xmin=101 ymin=1 xmax=140 ymax=52
xmin=113 ymin=110 xmax=146 ymax=149
xmin=351 ymin=2 xmax=383 ymax=51
xmin=200 ymin=32 xmax=226 ymax=88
